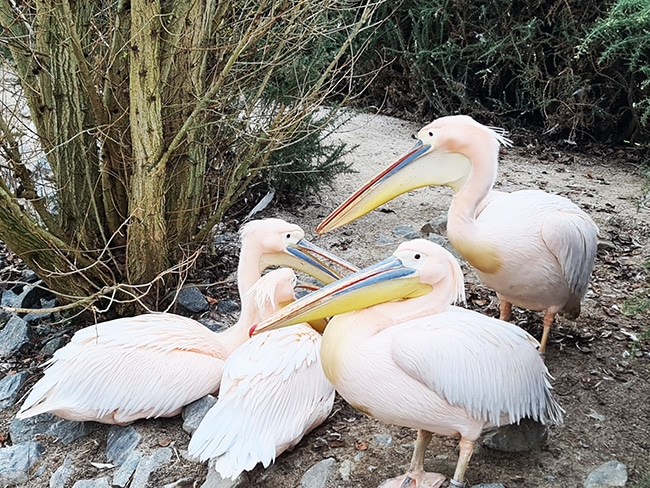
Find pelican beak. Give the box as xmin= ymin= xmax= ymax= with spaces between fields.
xmin=287 ymin=238 xmax=359 ymax=284
xmin=316 ymin=141 xmax=432 ymax=234
xmin=250 ymin=255 xmax=431 ymax=336
xmin=264 ymin=239 xmax=359 ymax=285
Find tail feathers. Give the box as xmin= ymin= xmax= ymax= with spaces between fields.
xmin=16 ymin=378 xmax=59 ymax=419
xmin=212 ymin=440 xmax=276 ymax=480
xmin=189 ymin=410 xmax=277 ymax=479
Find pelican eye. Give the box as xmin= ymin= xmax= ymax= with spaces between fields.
xmin=414 ymin=253 xmax=421 ymax=260
xmin=286 ymin=233 xmax=291 ymax=239
xmin=428 ymin=131 xmax=433 ymax=137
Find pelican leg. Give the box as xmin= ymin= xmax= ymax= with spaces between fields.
xmin=498 ymin=300 xmax=512 ymax=322
xmin=378 ymin=430 xmax=445 ymax=488
xmin=539 ymin=310 xmax=556 ymax=353
xmin=450 ymin=437 xmax=475 ymax=488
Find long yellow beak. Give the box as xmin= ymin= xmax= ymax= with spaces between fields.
xmin=250 ymin=255 xmax=431 ymax=335
xmin=268 ymin=238 xmax=359 ymax=285
xmin=316 ymin=141 xmax=432 ymax=235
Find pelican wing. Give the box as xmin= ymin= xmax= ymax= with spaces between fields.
xmin=18 ymin=314 xmax=225 ymax=424
xmin=188 ymin=324 xmax=335 ymax=479
xmin=391 ymin=308 xmax=562 ymax=426
xmin=541 ymin=209 xmax=598 ymax=298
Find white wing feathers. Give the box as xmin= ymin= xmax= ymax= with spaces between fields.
xmin=18 ymin=313 xmax=225 ymax=423
xmin=392 ymin=307 xmax=563 ymax=427
xmin=188 ymin=324 xmax=335 ymax=479
xmin=542 ymin=209 xmax=598 ymax=298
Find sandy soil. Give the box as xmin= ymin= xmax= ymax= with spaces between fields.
xmin=2 ymin=111 xmax=649 ymax=487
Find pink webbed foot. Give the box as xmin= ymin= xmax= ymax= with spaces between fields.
xmin=378 ymin=470 xmax=446 ymax=488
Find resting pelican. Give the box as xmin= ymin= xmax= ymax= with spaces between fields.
xmin=188 ymin=305 xmax=334 ymax=479
xmin=252 ymin=240 xmax=564 ymax=488
xmin=315 ymin=115 xmax=599 ymax=352
xmin=17 ymin=219 xmax=355 ymax=424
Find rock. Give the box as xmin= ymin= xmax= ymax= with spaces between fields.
xmin=0 ymin=315 xmax=31 ymax=358
xmin=129 ymin=447 xmax=173 ymax=488
xmin=216 ymin=299 xmax=240 ymax=314
xmin=182 ymin=395 xmax=217 ymax=435
xmin=372 ymin=434 xmax=393 ymax=447
xmin=426 ymin=233 xmax=447 ymax=247
xmin=198 ymin=318 xmax=228 ymax=333
xmin=301 ymin=458 xmax=336 ymax=488
xmin=1 ymin=289 xmax=21 ymax=308
xmin=338 ymin=459 xmax=353 ymax=481
xmin=50 ymin=454 xmax=74 ymax=488
xmin=71 ymin=478 xmax=111 ymax=488
xmin=421 ymin=215 xmax=448 ymax=236
xmin=392 ymin=225 xmax=420 ymax=239
xmin=0 ymin=370 xmax=29 ymax=410
xmin=10 ymin=413 xmax=94 ymax=445
xmin=23 ymin=297 xmax=57 ymax=322
xmin=177 ymin=286 xmax=210 ymax=313
xmin=3 ymin=280 xmax=53 ymax=310
xmin=201 ymin=467 xmax=248 ymax=488
xmin=106 ymin=425 xmax=142 ymax=466
xmin=0 ymin=441 xmax=44 ymax=485
xmin=471 ymin=484 xmax=506 ymax=488
xmin=112 ymin=450 xmax=142 ymax=488
xmin=375 ymin=235 xmax=394 ymax=246
xmin=584 ymin=460 xmax=628 ymax=488
xmin=40 ymin=334 xmax=69 ymax=356
xmin=21 ymin=281 xmax=55 ymax=309
xmin=480 ymin=418 xmax=548 ymax=452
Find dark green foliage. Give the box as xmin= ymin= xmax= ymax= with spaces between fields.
xmin=343 ymin=0 xmax=650 ymax=143
xmin=578 ymin=0 xmax=650 ymax=141
xmin=264 ymin=111 xmax=355 ymax=199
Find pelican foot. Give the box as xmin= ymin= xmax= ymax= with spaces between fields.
xmin=377 ymin=471 xmax=446 ymax=488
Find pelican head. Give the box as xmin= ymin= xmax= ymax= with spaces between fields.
xmin=239 ymin=218 xmax=358 ymax=288
xmin=249 ymin=268 xmax=298 ymax=315
xmin=251 ymin=239 xmax=465 ymax=335
xmin=316 ymin=116 xmax=511 ymax=235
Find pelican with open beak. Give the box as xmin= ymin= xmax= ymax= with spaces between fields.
xmin=252 ymin=239 xmax=563 ymax=488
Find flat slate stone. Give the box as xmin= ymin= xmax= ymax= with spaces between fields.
xmin=0 ymin=315 xmax=30 ymax=358
xmin=584 ymin=460 xmax=628 ymax=488
xmin=49 ymin=454 xmax=74 ymax=488
xmin=0 ymin=441 xmax=44 ymax=486
xmin=182 ymin=395 xmax=217 ymax=435
xmin=10 ymin=413 xmax=94 ymax=445
xmin=106 ymin=425 xmax=142 ymax=466
xmin=480 ymin=418 xmax=548 ymax=452
xmin=0 ymin=370 xmax=29 ymax=409
xmin=301 ymin=458 xmax=336 ymax=488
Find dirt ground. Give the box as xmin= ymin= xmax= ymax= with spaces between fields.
xmin=2 ymin=112 xmax=649 ymax=487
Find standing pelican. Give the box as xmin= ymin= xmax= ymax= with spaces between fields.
xmin=315 ymin=115 xmax=598 ymax=352
xmin=252 ymin=240 xmax=563 ymax=488
xmin=17 ymin=219 xmax=355 ymax=424
xmin=188 ymin=309 xmax=334 ymax=479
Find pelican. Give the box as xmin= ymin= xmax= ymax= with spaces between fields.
xmin=17 ymin=219 xmax=356 ymax=424
xmin=315 ymin=115 xmax=599 ymax=352
xmin=252 ymin=239 xmax=564 ymax=488
xmin=188 ymin=305 xmax=334 ymax=479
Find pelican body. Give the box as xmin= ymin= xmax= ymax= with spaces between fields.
xmin=17 ymin=270 xmax=296 ymax=424
xmin=188 ymin=321 xmax=334 ymax=479
xmin=315 ymin=115 xmax=598 ymax=352
xmin=253 ymin=240 xmax=563 ymax=487
xmin=17 ymin=219 xmax=356 ymax=424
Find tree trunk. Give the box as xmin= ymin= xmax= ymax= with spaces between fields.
xmin=0 ymin=183 xmax=111 ymax=298
xmin=126 ymin=0 xmax=168 ymax=288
